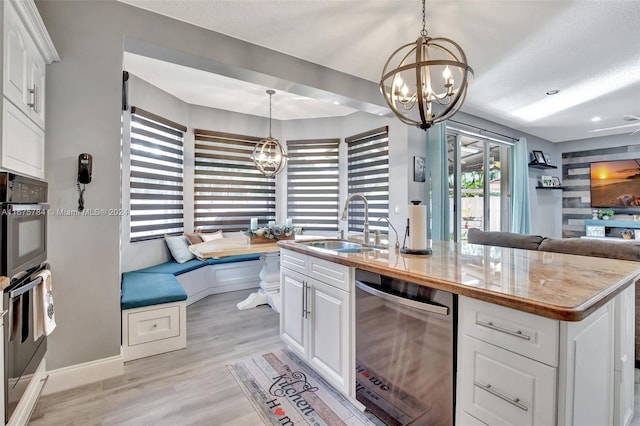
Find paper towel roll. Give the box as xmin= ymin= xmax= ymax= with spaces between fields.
xmin=408 ymin=203 xmax=427 ymax=250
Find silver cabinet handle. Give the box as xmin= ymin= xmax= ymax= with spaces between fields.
xmin=475 ymin=320 xmax=531 ymax=341
xmin=356 ymin=281 xmax=449 ymax=315
xmin=474 ymin=381 xmax=529 ymax=412
xmin=305 ymin=282 xmax=311 ymax=319
xmin=28 ymin=85 xmax=38 ymax=112
xmin=301 ymin=281 xmax=306 ymax=319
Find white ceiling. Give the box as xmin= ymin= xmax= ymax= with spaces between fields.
xmin=120 ymin=0 xmax=640 ymax=143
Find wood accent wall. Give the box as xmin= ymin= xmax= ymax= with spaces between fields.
xmin=561 ymin=145 xmax=640 ymax=238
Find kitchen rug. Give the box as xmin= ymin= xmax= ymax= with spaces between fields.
xmin=227 ymin=349 xmax=380 ymax=426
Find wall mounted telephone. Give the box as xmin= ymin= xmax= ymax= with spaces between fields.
xmin=78 ymin=153 xmax=92 ymax=184
xmin=77 ymin=153 xmax=92 ymax=211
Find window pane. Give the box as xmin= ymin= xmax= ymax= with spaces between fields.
xmin=287 ymin=139 xmax=340 ymax=233
xmin=194 ymin=129 xmax=275 ymax=231
xmin=130 ymin=111 xmax=184 ymax=242
xmin=346 ymin=127 xmax=389 ymax=233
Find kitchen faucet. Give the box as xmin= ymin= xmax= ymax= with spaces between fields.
xmin=378 ymin=217 xmax=400 ymax=250
xmin=340 ymin=193 xmax=370 ymax=244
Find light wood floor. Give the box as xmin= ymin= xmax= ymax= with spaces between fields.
xmin=29 ymin=289 xmax=284 ymax=426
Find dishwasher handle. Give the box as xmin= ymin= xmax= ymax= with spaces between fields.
xmin=356 ymin=280 xmax=449 ymax=316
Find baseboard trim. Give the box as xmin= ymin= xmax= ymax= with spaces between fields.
xmin=42 ymin=354 xmax=124 ymax=396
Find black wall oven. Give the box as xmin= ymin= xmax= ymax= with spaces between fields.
xmin=0 ymin=173 xmax=47 ymax=278
xmin=0 ymin=173 xmax=48 ymax=423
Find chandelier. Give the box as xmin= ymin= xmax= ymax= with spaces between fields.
xmin=380 ymin=0 xmax=474 ymax=130
xmin=251 ymin=89 xmax=287 ymax=177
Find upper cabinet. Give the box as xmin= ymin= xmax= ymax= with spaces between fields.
xmin=2 ymin=0 xmax=58 ymax=179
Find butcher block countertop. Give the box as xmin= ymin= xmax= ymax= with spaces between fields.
xmin=278 ymin=239 xmax=640 ymax=321
xmin=0 ymin=276 xmax=8 ymax=291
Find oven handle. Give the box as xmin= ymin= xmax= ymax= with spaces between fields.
xmin=356 ymin=280 xmax=449 ymax=316
xmin=9 ymin=277 xmax=43 ymax=299
xmin=6 ymin=203 xmax=49 ymax=213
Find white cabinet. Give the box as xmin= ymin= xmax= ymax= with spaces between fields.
xmin=614 ymin=285 xmax=635 ymax=426
xmin=458 ymin=291 xmax=631 ymax=426
xmin=1 ymin=0 xmax=58 ymax=179
xmin=280 ymin=249 xmax=352 ymax=395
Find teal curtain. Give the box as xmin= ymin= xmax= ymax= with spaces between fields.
xmin=426 ymin=123 xmax=449 ymax=240
xmin=511 ymin=137 xmax=531 ymax=234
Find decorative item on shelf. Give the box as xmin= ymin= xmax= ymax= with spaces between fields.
xmin=592 ymin=209 xmax=599 ymax=220
xmin=598 ymin=209 xmax=614 ymax=220
xmin=379 ymin=0 xmax=473 ymax=130
xmin=250 ymin=90 xmax=288 ymax=177
xmin=540 ymin=176 xmax=554 ymax=187
xmin=531 ymin=150 xmax=547 ymax=165
xmin=551 ymin=176 xmax=561 ymax=187
xmin=244 ymin=226 xmax=295 ymax=244
xmin=622 ymin=229 xmax=633 ymax=240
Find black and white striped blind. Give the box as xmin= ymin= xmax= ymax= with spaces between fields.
xmin=286 ymin=139 xmax=340 ymax=233
xmin=129 ymin=107 xmax=186 ymax=242
xmin=194 ymin=129 xmax=276 ymax=231
xmin=346 ymin=127 xmax=389 ymax=233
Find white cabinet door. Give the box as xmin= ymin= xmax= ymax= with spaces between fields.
xmin=3 ymin=1 xmax=29 ymax=111
xmin=1 ymin=98 xmax=44 ymax=179
xmin=614 ymin=285 xmax=635 ymax=426
xmin=308 ymin=279 xmax=350 ymax=394
xmin=460 ymin=335 xmax=556 ymax=426
xmin=280 ymin=268 xmax=307 ymax=358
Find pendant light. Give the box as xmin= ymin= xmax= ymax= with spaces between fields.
xmin=380 ymin=0 xmax=474 ymax=130
xmin=251 ymin=90 xmax=288 ymax=177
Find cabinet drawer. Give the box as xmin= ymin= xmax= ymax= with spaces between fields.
xmin=280 ymin=249 xmax=308 ymax=275
xmin=458 ymin=411 xmax=488 ymax=426
xmin=126 ymin=304 xmax=181 ymax=346
xmin=460 ymin=335 xmax=556 ymax=426
xmin=460 ymin=296 xmax=558 ymax=366
xmin=309 ymin=256 xmax=350 ymax=292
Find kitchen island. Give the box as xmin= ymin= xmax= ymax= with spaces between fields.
xmin=278 ymin=239 xmax=638 ymax=426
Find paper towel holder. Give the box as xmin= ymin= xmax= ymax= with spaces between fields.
xmin=401 ymin=200 xmax=432 ymax=255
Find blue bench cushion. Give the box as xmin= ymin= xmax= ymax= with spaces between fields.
xmin=121 ymin=272 xmax=187 ymax=309
xmin=135 ymin=259 xmax=208 ymax=275
xmin=133 ymin=254 xmax=261 ymax=276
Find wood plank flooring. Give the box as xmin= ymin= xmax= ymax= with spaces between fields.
xmin=29 ymin=289 xmax=284 ymax=426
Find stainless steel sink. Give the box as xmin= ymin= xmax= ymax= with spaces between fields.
xmin=300 ymin=240 xmax=380 ymax=254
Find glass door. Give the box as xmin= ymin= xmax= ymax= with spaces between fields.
xmin=448 ymin=132 xmax=512 ymax=241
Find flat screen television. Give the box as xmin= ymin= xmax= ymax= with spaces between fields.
xmin=590 ymin=159 xmax=640 ymax=207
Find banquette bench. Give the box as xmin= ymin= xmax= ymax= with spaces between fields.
xmin=120 ymin=252 xmax=261 ymax=362
xmin=467 ymin=228 xmax=640 ymax=366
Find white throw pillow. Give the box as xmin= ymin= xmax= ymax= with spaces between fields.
xmin=199 ymin=230 xmax=224 ymax=241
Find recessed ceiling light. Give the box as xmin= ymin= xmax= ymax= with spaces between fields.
xmin=591 ymin=116 xmax=601 ymax=122
xmin=546 ymin=90 xmax=560 ymax=96
xmin=333 ymin=101 xmax=340 ymax=105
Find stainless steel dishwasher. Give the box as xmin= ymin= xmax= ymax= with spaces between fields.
xmin=355 ymin=269 xmax=456 ymax=426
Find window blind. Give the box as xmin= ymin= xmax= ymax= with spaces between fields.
xmin=194 ymin=129 xmax=275 ymax=231
xmin=129 ymin=107 xmax=186 ymax=242
xmin=346 ymin=126 xmax=389 ymax=233
xmin=286 ymin=139 xmax=340 ymax=233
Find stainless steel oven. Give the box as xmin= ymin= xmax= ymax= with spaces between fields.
xmin=4 ymin=263 xmax=48 ymax=422
xmin=0 ymin=173 xmax=47 ymax=278
xmin=355 ymin=269 xmax=456 ymax=425
xmin=0 ymin=173 xmax=48 ymax=423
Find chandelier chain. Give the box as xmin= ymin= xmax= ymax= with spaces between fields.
xmin=420 ymin=0 xmax=428 ymax=38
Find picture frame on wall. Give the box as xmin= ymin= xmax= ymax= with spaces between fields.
xmin=540 ymin=176 xmax=554 ymax=187
xmin=551 ymin=176 xmax=561 ymax=187
xmin=532 ymin=150 xmax=547 ymax=165
xmin=414 ymin=156 xmax=426 ymax=182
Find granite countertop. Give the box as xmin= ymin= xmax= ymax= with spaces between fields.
xmin=278 ymin=239 xmax=640 ymax=321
